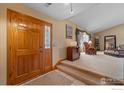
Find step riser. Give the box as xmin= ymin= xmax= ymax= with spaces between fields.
xmin=57 ymin=66 xmax=97 ymax=85
xmin=61 ymin=62 xmax=104 ymax=78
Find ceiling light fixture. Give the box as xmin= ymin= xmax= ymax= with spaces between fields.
xmin=70 ymin=3 xmax=74 ymax=14
xmin=45 ymin=3 xmax=52 ymax=7
xmin=64 ymin=3 xmax=70 ymax=5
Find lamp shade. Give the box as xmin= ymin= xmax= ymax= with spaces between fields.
xmin=88 ymin=40 xmax=92 ymax=44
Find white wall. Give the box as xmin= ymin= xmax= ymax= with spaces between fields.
xmin=0 ymin=8 xmax=7 ymax=85
xmin=94 ymin=24 xmax=124 ymax=50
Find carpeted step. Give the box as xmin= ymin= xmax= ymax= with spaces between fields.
xmin=61 ymin=61 xmax=105 ymax=78
xmin=56 ymin=64 xmax=104 ymax=85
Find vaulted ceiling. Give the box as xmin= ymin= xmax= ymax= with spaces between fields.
xmin=26 ymin=3 xmax=124 ymax=33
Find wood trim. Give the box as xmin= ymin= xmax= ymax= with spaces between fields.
xmin=7 ymin=9 xmax=11 ymax=85
xmin=53 ymin=59 xmax=66 ymax=70
xmin=7 ymin=9 xmax=52 ymax=25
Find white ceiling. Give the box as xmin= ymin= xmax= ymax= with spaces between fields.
xmin=26 ymin=3 xmax=124 ymax=33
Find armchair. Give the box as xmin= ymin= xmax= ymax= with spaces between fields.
xmin=83 ymin=42 xmax=97 ymax=55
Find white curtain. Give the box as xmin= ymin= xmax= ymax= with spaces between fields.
xmin=79 ymin=32 xmax=90 ymax=52
xmin=76 ymin=28 xmax=90 ymax=52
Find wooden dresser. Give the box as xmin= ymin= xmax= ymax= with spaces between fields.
xmin=67 ymin=46 xmax=80 ymax=61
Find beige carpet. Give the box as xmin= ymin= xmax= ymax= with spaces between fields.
xmin=24 ymin=70 xmax=73 ymax=85
xmin=62 ymin=52 xmax=124 ymax=80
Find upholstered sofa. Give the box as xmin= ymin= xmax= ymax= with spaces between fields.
xmin=104 ymin=44 xmax=124 ymax=57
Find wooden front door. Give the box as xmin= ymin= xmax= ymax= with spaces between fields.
xmin=7 ymin=9 xmax=52 ymax=85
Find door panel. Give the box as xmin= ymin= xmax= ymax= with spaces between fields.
xmin=16 ymin=29 xmax=31 ymax=49
xmin=16 ymin=55 xmax=29 ymax=77
xmin=29 ymin=54 xmax=40 ymax=72
xmin=44 ymin=51 xmax=52 ymax=72
xmin=7 ymin=9 xmax=52 ymax=85
xmin=43 ymin=24 xmax=52 ymax=72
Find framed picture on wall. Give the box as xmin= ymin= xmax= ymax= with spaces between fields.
xmin=66 ymin=24 xmax=73 ymax=39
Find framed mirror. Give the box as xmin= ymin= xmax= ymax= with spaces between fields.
xmin=104 ymin=35 xmax=116 ymax=50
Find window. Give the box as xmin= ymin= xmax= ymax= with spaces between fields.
xmin=76 ymin=28 xmax=90 ymax=52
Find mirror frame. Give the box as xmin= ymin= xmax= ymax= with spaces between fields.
xmin=104 ymin=35 xmax=116 ymax=50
